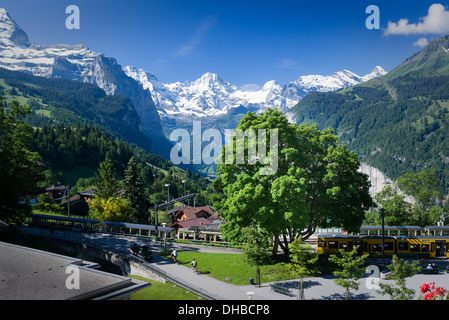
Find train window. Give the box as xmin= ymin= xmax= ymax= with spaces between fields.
xmin=398 ymin=241 xmax=409 ymax=251
xmin=371 ymin=244 xmax=382 ymax=251
xmin=410 ymin=244 xmax=420 ymax=252
xmin=328 ymin=241 xmax=338 ymax=249
xmin=318 ymin=241 xmax=326 ymax=248
xmin=384 ymin=242 xmax=394 ymax=251
xmin=340 ymin=243 xmax=348 ymax=250
xmin=353 ymin=240 xmax=362 ymax=248
xmin=421 ymin=244 xmax=430 ymax=252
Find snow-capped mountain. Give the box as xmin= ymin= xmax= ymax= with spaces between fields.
xmin=124 ymin=65 xmax=387 ymax=122
xmin=291 ymin=67 xmax=387 ymax=92
xmin=0 ymin=8 xmax=164 ymax=142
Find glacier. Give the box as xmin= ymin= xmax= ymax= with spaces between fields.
xmin=124 ymin=65 xmax=387 ymax=122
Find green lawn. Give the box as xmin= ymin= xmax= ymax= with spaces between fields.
xmin=159 ymin=250 xmax=297 ymax=285
xmin=128 ymin=275 xmax=204 ymax=300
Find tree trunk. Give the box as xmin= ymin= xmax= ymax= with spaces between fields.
xmin=297 ymin=277 xmax=305 ymax=300
xmin=271 ymin=235 xmax=279 ymax=256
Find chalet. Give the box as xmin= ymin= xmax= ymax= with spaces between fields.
xmin=59 ymin=187 xmax=96 ymax=216
xmin=167 ymin=205 xmax=223 ymax=241
xmin=169 ymin=217 xmax=213 ymax=230
xmin=167 ymin=205 xmax=219 ymax=224
xmin=45 ymin=183 xmax=68 ymax=203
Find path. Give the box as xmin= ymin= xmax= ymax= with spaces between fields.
xmin=22 ymin=228 xmax=449 ymax=300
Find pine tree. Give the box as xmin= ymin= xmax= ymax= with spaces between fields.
xmin=122 ymin=156 xmax=146 ymax=223
xmin=94 ymin=156 xmax=119 ymax=200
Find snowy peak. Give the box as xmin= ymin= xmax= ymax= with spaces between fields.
xmin=0 ymin=8 xmax=30 ymax=48
xmin=292 ymin=67 xmax=387 ymax=93
xmin=361 ymin=66 xmax=387 ymax=82
xmin=191 ymin=72 xmax=234 ymax=94
xmin=125 ymin=66 xmax=388 ymax=119
xmin=0 ymin=8 xmax=164 ymax=139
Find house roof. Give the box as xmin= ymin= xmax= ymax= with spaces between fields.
xmin=170 ymin=217 xmax=212 ymax=229
xmin=59 ymin=187 xmax=96 ymax=206
xmin=167 ymin=206 xmax=186 ymax=216
xmin=79 ymin=187 xmax=96 ymax=197
xmin=46 ymin=184 xmax=67 ymax=191
xmin=102 ymin=221 xmax=175 ymax=232
xmin=173 ymin=205 xmax=216 ymax=220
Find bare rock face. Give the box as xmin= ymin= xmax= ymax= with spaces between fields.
xmin=360 ymin=163 xmax=414 ymax=203
xmin=0 ymin=8 xmax=165 ymax=147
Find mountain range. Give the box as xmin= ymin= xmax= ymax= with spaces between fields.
xmin=3 ymin=7 xmax=449 ymax=197
xmin=0 ymin=8 xmax=166 ymax=153
xmin=0 ymin=7 xmax=387 ymax=144
xmin=287 ymin=34 xmax=449 ymax=195
xmin=124 ymin=65 xmax=387 ymax=129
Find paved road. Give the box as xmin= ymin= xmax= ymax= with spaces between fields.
xmin=24 ymin=228 xmax=449 ymax=300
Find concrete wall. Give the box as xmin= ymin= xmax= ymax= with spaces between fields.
xmin=46 ymin=238 xmax=166 ymax=283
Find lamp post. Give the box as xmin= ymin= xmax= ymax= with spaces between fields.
xmin=165 ymin=183 xmax=170 ymax=202
xmin=379 ymin=207 xmax=385 ymax=262
xmin=66 ymin=185 xmax=71 ymax=217
xmin=182 ymin=180 xmax=187 ymax=197
xmin=162 ymin=222 xmax=167 ymax=253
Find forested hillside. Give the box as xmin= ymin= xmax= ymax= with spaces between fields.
xmin=0 ymin=67 xmax=153 ymax=152
xmin=33 ymin=123 xmax=215 ymax=207
xmin=289 ymin=35 xmax=449 ymax=196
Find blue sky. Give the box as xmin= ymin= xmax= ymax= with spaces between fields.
xmin=2 ymin=1 xmax=449 ymax=88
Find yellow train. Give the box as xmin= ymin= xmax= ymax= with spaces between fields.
xmin=316 ymin=226 xmax=449 ymax=259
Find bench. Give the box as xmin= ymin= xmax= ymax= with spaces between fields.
xmin=270 ymin=284 xmax=291 ymax=296
xmin=422 ymin=268 xmax=439 ymax=275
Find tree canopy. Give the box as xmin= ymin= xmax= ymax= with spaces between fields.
xmin=0 ymin=98 xmax=41 ymax=223
xmin=213 ymin=108 xmax=372 ymax=255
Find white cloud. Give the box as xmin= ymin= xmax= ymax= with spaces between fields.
xmin=413 ymin=37 xmax=429 ymax=47
xmin=175 ymin=15 xmax=218 ymax=57
xmin=274 ymin=58 xmax=301 ymax=70
xmin=384 ymin=3 xmax=449 ymax=36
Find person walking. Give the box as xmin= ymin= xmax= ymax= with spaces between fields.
xmin=191 ymin=258 xmax=197 ymax=273
xmin=171 ymin=248 xmax=178 ymax=263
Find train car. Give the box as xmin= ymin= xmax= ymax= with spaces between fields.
xmin=317 ymin=226 xmax=449 ymax=259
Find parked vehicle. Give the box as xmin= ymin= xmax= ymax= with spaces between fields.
xmin=130 ymin=241 xmax=152 ymax=261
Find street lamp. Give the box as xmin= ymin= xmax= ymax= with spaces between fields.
xmin=379 ymin=207 xmax=385 ymax=262
xmin=165 ymin=184 xmax=170 ymax=202
xmin=162 ymin=222 xmax=167 ymax=253
xmin=182 ymin=180 xmax=187 ymax=197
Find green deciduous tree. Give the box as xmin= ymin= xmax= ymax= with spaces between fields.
xmin=374 ymin=185 xmax=413 ymax=226
xmin=0 ymin=98 xmax=41 ymax=223
xmin=242 ymin=227 xmax=271 ymax=287
xmin=377 ymin=255 xmax=421 ymax=300
xmin=287 ymin=236 xmax=320 ymax=300
xmin=397 ymin=168 xmax=442 ymax=226
xmin=328 ymin=248 xmax=369 ymax=300
xmin=214 ymin=108 xmax=372 ymax=256
xmin=88 ymin=196 xmax=135 ymax=223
